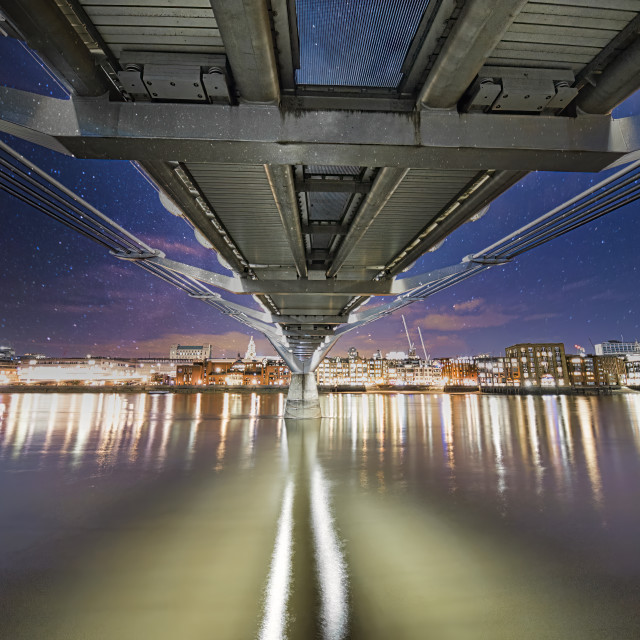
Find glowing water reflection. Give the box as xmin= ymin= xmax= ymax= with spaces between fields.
xmin=1 ymin=391 xmax=640 ymax=639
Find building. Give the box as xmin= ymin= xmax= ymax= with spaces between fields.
xmin=476 ymin=356 xmax=520 ymax=387
xmin=626 ymin=355 xmax=640 ymax=387
xmin=504 ymin=343 xmax=569 ymax=387
xmin=0 ymin=342 xmax=15 ymax=362
xmin=566 ymin=354 xmax=626 ymax=387
xmin=176 ymin=357 xmax=290 ymax=387
xmin=566 ymin=355 xmax=596 ymax=386
xmin=245 ymin=336 xmax=257 ymax=361
xmin=594 ymin=340 xmax=640 ymax=356
xmin=436 ymin=357 xmax=478 ymax=386
xmin=0 ymin=362 xmax=19 ymax=384
xmin=17 ymin=357 xmax=147 ymax=385
xmin=169 ymin=344 xmax=213 ymax=361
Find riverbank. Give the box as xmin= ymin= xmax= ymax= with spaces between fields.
xmin=1 ymin=384 xmax=636 ymax=396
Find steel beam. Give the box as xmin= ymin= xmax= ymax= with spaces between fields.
xmin=386 ymin=170 xmax=527 ymax=276
xmin=577 ymin=38 xmax=640 ymax=115
xmin=327 ymin=168 xmax=408 ymax=277
xmin=209 ymin=0 xmax=279 ymax=104
xmin=264 ymin=164 xmax=307 ymax=278
xmin=0 ymin=88 xmax=635 ymax=172
xmin=418 ymin=0 xmax=528 ymax=109
xmin=141 ymin=160 xmax=249 ymax=274
xmin=0 ymin=0 xmax=111 ymax=97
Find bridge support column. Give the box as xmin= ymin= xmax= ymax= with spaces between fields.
xmin=285 ymin=373 xmax=321 ymax=419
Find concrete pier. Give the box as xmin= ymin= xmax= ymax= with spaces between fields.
xmin=285 ymin=373 xmax=322 ymax=419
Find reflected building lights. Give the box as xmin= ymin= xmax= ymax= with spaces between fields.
xmin=576 ymin=397 xmax=604 ymax=510
xmin=488 ymin=397 xmax=507 ymax=497
xmin=525 ymin=396 xmax=545 ymax=498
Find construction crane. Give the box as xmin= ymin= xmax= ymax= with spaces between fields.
xmin=402 ymin=315 xmax=417 ymax=359
xmin=418 ymin=327 xmax=429 ymax=362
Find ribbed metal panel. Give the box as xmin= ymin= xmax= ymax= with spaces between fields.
xmin=78 ymin=0 xmax=223 ymax=58
xmin=488 ymin=1 xmax=639 ymax=72
xmin=267 ymin=294 xmax=353 ymax=315
xmin=295 ymin=0 xmax=430 ymax=87
xmin=343 ymin=169 xmax=480 ymax=268
xmin=185 ymin=164 xmax=295 ymax=266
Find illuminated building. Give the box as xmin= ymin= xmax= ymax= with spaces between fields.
xmin=476 ymin=356 xmax=519 ymax=387
xmin=505 ymin=343 xmax=569 ymax=387
xmin=592 ymin=355 xmax=626 ymax=386
xmin=316 ymin=355 xmax=389 ymax=386
xmin=626 ymin=355 xmax=640 ymax=386
xmin=169 ymin=344 xmax=213 ymax=360
xmin=17 ymin=357 xmax=148 ymax=385
xmin=0 ymin=342 xmax=15 ymax=362
xmin=567 ymin=354 xmax=626 ymax=387
xmin=245 ymin=336 xmax=257 ymax=361
xmin=0 ymin=362 xmax=19 ymax=384
xmin=435 ymin=357 xmax=478 ymax=386
xmin=566 ymin=355 xmax=596 ymax=386
xmin=176 ymin=358 xmax=290 ymax=387
xmin=594 ymin=339 xmax=640 ymax=356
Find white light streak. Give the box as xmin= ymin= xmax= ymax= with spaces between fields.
xmin=259 ymin=478 xmax=295 ymax=640
xmin=311 ymin=463 xmax=348 ymax=640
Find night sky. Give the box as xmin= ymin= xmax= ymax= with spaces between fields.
xmin=1 ymin=36 xmax=639 ymax=360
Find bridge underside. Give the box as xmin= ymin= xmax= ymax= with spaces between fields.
xmin=2 ymin=0 xmax=640 ymax=416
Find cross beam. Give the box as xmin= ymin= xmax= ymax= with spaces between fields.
xmin=1 ymin=87 xmax=638 ymax=171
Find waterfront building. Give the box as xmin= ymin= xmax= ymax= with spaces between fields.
xmin=436 ymin=356 xmax=478 ymax=386
xmin=0 ymin=342 xmax=15 ymax=362
xmin=316 ymin=354 xmax=385 ymax=386
xmin=504 ymin=343 xmax=569 ymax=387
xmin=476 ymin=356 xmax=519 ymax=387
xmin=592 ymin=355 xmax=626 ymax=386
xmin=566 ymin=354 xmax=626 ymax=387
xmin=594 ymin=340 xmax=640 ymax=356
xmin=566 ymin=355 xmax=596 ymax=386
xmin=169 ymin=344 xmax=213 ymax=361
xmin=176 ymin=357 xmax=290 ymax=387
xmin=17 ymin=357 xmax=146 ymax=385
xmin=626 ymin=355 xmax=640 ymax=386
xmin=0 ymin=362 xmax=19 ymax=384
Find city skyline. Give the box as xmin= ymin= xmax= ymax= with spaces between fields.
xmin=1 ymin=38 xmax=639 ymax=360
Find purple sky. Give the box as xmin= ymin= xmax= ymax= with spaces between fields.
xmin=1 ymin=37 xmax=639 ymax=360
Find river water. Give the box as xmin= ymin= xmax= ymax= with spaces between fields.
xmin=1 ymin=391 xmax=640 ymax=639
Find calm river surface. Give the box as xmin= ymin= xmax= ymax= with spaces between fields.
xmin=1 ymin=391 xmax=640 ymax=639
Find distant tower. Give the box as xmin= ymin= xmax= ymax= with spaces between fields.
xmin=245 ymin=336 xmax=257 ymax=361
xmin=348 ymin=346 xmax=358 ymax=360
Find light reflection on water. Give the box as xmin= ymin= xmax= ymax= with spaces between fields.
xmin=1 ymin=391 xmax=640 ymax=639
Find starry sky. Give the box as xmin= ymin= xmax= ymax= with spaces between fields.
xmin=1 ymin=36 xmax=639 ymax=360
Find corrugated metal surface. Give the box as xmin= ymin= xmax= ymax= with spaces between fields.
xmin=343 ymin=169 xmax=480 ymax=268
xmin=267 ymin=294 xmax=353 ymax=315
xmin=488 ymin=0 xmax=640 ymax=72
xmin=78 ymin=0 xmax=223 ymax=58
xmin=185 ymin=164 xmax=294 ymax=266
xmin=295 ymin=0 xmax=430 ymax=87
